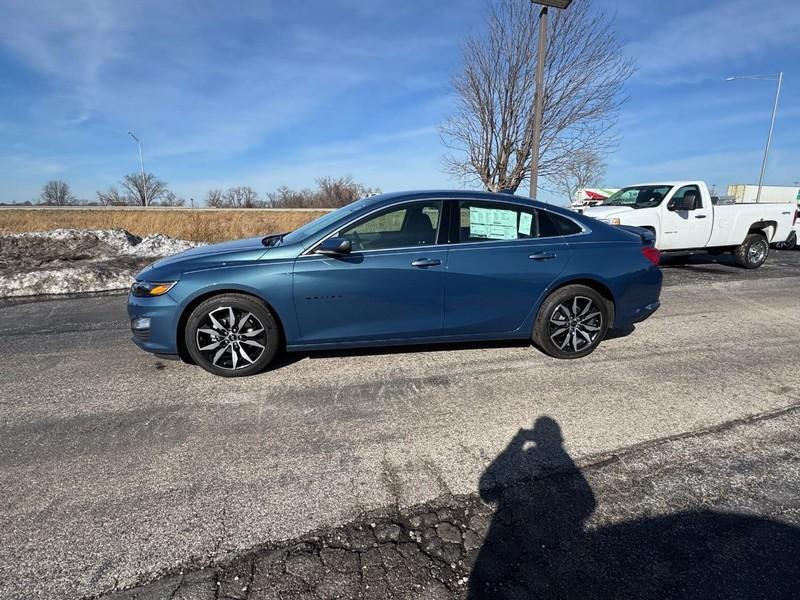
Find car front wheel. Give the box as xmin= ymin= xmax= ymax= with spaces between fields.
xmin=185 ymin=293 xmax=280 ymax=377
xmin=532 ymin=285 xmax=611 ymax=359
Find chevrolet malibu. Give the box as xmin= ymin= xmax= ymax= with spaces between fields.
xmin=128 ymin=191 xmax=662 ymax=377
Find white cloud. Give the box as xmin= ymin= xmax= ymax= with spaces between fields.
xmin=627 ymin=0 xmax=800 ymax=81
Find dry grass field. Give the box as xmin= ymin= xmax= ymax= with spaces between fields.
xmin=0 ymin=208 xmax=330 ymax=242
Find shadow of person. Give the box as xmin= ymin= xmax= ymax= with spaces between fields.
xmin=469 ymin=416 xmax=800 ymax=600
xmin=469 ymin=417 xmax=596 ymax=599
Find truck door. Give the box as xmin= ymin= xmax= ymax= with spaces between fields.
xmin=659 ymin=184 xmax=712 ymax=250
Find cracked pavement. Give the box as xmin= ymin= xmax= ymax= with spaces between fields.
xmin=1 ymin=251 xmax=799 ymax=599
xmin=111 ymin=403 xmax=800 ymax=599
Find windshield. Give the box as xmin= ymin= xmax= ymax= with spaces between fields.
xmin=279 ymin=197 xmax=374 ymax=246
xmin=603 ymin=185 xmax=674 ymax=209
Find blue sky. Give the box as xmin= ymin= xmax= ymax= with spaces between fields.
xmin=0 ymin=0 xmax=798 ymax=205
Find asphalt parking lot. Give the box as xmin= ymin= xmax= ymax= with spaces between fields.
xmin=1 ymin=250 xmax=799 ymax=599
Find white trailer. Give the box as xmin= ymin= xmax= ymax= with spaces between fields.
xmin=727 ymin=184 xmax=800 ymax=204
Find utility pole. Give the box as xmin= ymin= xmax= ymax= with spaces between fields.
xmin=528 ymin=0 xmax=572 ymax=201
xmin=127 ymin=130 xmax=148 ymax=206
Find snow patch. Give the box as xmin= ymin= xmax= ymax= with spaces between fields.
xmin=0 ymin=229 xmax=204 ymax=298
xmin=0 ymin=267 xmax=134 ymax=297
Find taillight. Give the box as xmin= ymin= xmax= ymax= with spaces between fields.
xmin=642 ymin=246 xmax=660 ymax=265
xmin=794 ymin=209 xmax=798 ymax=226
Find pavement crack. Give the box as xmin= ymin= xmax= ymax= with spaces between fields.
xmin=380 ymin=451 xmax=403 ymax=510
xmin=167 ymin=574 xmax=185 ymax=600
xmin=576 ymin=399 xmax=800 ymax=475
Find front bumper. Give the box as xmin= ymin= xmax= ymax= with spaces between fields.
xmin=127 ymin=291 xmax=181 ymax=355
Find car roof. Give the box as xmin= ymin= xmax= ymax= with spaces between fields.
xmin=359 ymin=189 xmax=539 ymax=209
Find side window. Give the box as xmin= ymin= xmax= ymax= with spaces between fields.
xmin=542 ymin=210 xmax=583 ymax=236
xmin=457 ymin=201 xmax=539 ymax=242
xmin=341 ymin=201 xmax=442 ymax=251
xmin=670 ymin=185 xmax=702 ymax=210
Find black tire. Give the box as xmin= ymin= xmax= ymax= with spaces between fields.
xmin=734 ymin=233 xmax=769 ymax=268
xmin=775 ymin=232 xmax=797 ymax=251
xmin=532 ymin=284 xmax=611 ymax=359
xmin=184 ymin=293 xmax=280 ymax=377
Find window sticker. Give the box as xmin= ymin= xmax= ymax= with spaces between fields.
xmin=518 ymin=212 xmax=533 ymax=236
xmin=469 ymin=207 xmax=518 ymax=240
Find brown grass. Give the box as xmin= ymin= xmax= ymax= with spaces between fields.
xmin=0 ymin=208 xmax=330 ymax=242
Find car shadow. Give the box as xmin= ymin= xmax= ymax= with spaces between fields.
xmin=660 ymin=253 xmax=741 ymax=272
xmin=266 ymin=328 xmax=635 ymax=371
xmin=468 ymin=417 xmax=800 ymax=600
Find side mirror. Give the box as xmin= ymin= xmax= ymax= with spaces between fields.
xmin=316 ymin=237 xmax=352 ymax=256
xmin=668 ymin=197 xmax=695 ymax=211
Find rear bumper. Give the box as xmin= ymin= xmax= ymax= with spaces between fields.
xmin=613 ymin=266 xmax=662 ymax=328
xmin=629 ymin=300 xmax=660 ymax=323
xmin=127 ymin=292 xmax=181 ymax=355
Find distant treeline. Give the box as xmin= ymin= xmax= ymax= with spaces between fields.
xmin=16 ymin=175 xmax=381 ymax=208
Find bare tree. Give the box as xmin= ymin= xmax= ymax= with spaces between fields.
xmin=223 ymin=186 xmax=262 ymax=208
xmin=551 ymin=149 xmax=606 ymax=204
xmin=40 ymin=180 xmax=76 ymax=205
xmin=120 ymin=172 xmax=169 ymax=206
xmin=156 ymin=191 xmax=186 ymax=207
xmin=265 ymin=177 xmax=380 ymax=208
xmin=96 ymin=187 xmax=129 ymax=206
xmin=265 ymin=185 xmax=314 ymax=208
xmin=440 ymin=0 xmax=635 ymax=193
xmin=205 ymin=189 xmax=224 ymax=208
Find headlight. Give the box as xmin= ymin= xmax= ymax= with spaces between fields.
xmin=610 ymin=217 xmax=621 ymax=225
xmin=131 ymin=281 xmax=177 ymax=297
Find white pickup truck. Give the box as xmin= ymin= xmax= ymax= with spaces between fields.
xmin=578 ymin=181 xmax=796 ymax=268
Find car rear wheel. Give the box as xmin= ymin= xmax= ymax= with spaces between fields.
xmin=734 ymin=233 xmax=769 ymax=268
xmin=185 ymin=293 xmax=279 ymax=377
xmin=532 ymin=285 xmax=610 ymax=359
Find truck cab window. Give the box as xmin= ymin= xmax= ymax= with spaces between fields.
xmin=670 ymin=185 xmax=702 ymax=210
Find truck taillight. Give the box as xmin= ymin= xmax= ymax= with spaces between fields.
xmin=642 ymin=246 xmax=660 ymax=266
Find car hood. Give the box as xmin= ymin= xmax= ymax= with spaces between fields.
xmin=581 ymin=205 xmax=635 ymax=220
xmin=151 ymin=236 xmax=267 ymax=267
xmin=137 ymin=236 xmax=270 ymax=281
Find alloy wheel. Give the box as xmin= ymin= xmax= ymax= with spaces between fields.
xmin=748 ymin=240 xmax=768 ymax=264
xmin=549 ymin=295 xmax=603 ymax=353
xmin=195 ymin=306 xmax=267 ymax=371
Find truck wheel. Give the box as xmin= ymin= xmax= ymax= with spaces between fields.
xmin=734 ymin=233 xmax=769 ymax=268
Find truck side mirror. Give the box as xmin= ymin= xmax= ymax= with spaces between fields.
xmin=669 ymin=196 xmax=695 ymax=211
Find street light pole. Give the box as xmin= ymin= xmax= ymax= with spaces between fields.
xmin=528 ymin=0 xmax=572 ymax=201
xmin=127 ymin=130 xmax=148 ymax=207
xmin=726 ymin=72 xmax=783 ymax=204
xmin=529 ymin=5 xmax=548 ymax=201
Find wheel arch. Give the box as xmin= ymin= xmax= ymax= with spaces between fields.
xmin=542 ymin=278 xmax=616 ymax=325
xmin=748 ymin=220 xmax=777 ymax=242
xmin=176 ymin=288 xmax=286 ymax=364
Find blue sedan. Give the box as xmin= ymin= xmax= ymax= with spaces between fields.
xmin=128 ymin=191 xmax=662 ymax=376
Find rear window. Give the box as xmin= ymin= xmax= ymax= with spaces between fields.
xmin=545 ymin=212 xmax=583 ymax=235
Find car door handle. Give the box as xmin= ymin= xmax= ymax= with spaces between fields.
xmin=529 ymin=251 xmax=557 ymax=261
xmin=411 ymin=258 xmax=441 ymax=267
xmin=695 ymin=215 xmax=707 ymax=219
